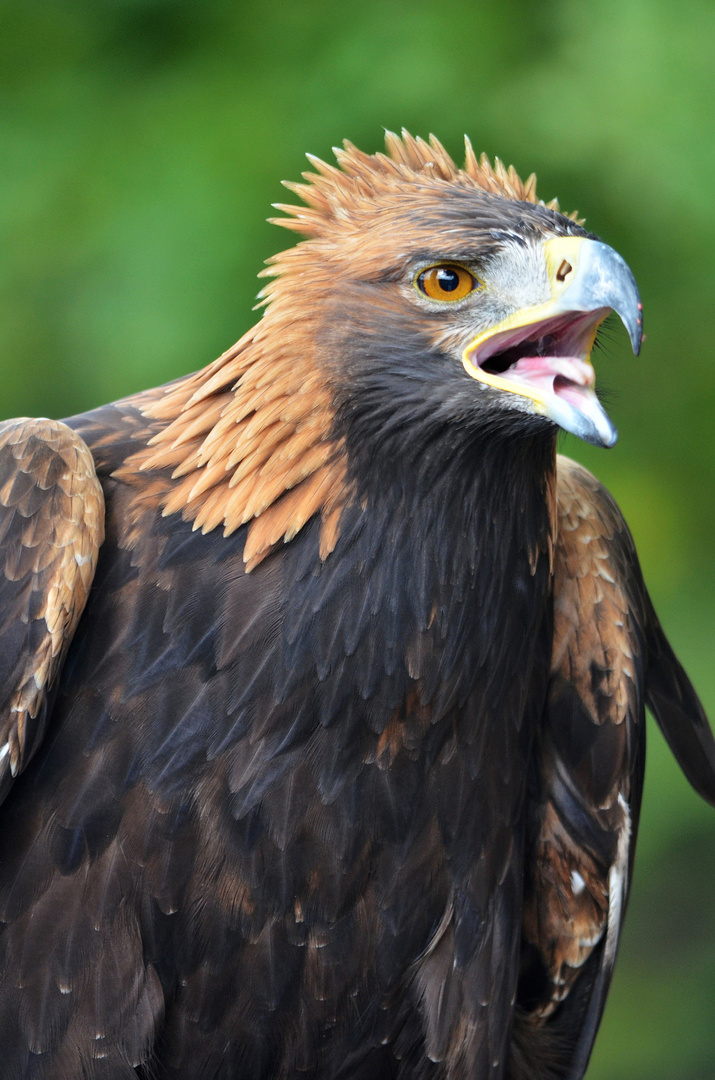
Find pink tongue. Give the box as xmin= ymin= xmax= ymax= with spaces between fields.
xmin=505 ymin=355 xmax=595 ymax=399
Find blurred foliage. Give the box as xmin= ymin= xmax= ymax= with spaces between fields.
xmin=1 ymin=0 xmax=714 ymax=1074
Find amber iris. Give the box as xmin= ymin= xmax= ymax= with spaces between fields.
xmin=417 ymin=264 xmax=476 ymax=302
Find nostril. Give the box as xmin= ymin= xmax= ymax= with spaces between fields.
xmin=556 ymin=260 xmax=572 ymax=283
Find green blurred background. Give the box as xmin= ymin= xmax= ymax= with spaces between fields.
xmin=1 ymin=1 xmax=714 ymax=1075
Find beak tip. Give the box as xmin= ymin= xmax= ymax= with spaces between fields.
xmin=631 ymin=309 xmax=644 ymax=356
xmin=587 ymin=424 xmax=618 ymax=449
xmin=569 ymin=239 xmax=643 ymax=360
xmin=587 ymin=419 xmax=618 ymax=449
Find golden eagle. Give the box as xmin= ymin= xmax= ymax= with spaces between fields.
xmin=0 ymin=132 xmax=713 ymax=1080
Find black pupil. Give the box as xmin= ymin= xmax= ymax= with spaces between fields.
xmin=437 ymin=268 xmax=460 ymax=292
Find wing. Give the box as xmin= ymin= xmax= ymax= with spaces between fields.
xmin=510 ymin=455 xmax=715 ymax=1080
xmin=0 ymin=417 xmax=104 ymax=803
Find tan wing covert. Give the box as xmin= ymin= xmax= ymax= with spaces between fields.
xmin=520 ymin=455 xmax=646 ymax=1049
xmin=0 ymin=418 xmax=104 ymax=801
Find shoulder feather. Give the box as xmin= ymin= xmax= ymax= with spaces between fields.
xmin=0 ymin=417 xmax=104 ymax=801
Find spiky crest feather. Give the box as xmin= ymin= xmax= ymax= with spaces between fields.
xmin=270 ymin=130 xmax=583 ymax=237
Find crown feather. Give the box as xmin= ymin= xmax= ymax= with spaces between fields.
xmin=271 ymin=130 xmax=584 ymax=235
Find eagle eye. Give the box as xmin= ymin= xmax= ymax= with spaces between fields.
xmin=416 ymin=264 xmax=478 ymax=302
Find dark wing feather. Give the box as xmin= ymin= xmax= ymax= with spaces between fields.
xmin=0 ymin=417 xmax=104 ymax=802
xmin=511 ymin=455 xmax=715 ymax=1080
xmin=645 ymin=609 xmax=715 ymax=805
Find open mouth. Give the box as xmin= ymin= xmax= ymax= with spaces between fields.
xmin=467 ymin=309 xmax=607 ymax=403
xmin=463 ymin=307 xmax=617 ymax=447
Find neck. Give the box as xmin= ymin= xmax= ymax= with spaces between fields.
xmin=279 ymin=425 xmax=557 ymax=736
xmin=340 ymin=399 xmax=558 ymax=556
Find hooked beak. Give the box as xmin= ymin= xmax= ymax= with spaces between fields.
xmin=462 ymin=237 xmax=643 ymax=447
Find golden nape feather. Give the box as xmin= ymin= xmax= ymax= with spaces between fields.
xmin=0 ymin=131 xmax=712 ymax=1080
xmin=125 ymin=331 xmax=348 ymax=570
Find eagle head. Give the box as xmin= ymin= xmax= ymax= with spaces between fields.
xmin=266 ymin=130 xmax=642 ymax=463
